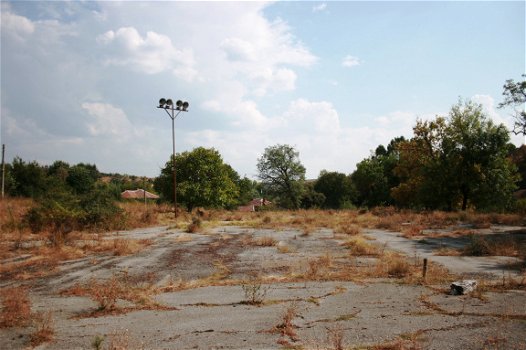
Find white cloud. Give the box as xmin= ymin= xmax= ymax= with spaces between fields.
xmin=471 ymin=94 xmax=524 ymax=145
xmin=342 ymin=55 xmax=361 ymax=68
xmin=282 ymin=98 xmax=340 ymax=134
xmin=471 ymin=94 xmax=507 ymax=125
xmin=312 ymin=3 xmax=327 ymax=13
xmin=1 ymin=8 xmax=35 ymax=42
xmin=81 ymin=102 xmax=136 ymax=140
xmin=98 ymin=27 xmax=197 ymax=79
xmin=221 ymin=38 xmax=257 ymax=62
xmin=249 ymin=67 xmax=297 ymax=96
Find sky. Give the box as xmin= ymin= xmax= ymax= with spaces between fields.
xmin=1 ymin=1 xmax=524 ymax=179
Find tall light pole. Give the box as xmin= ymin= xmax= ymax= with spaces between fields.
xmin=157 ymin=98 xmax=189 ymax=219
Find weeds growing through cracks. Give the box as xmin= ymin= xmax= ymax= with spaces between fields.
xmin=241 ymin=274 xmax=269 ymax=305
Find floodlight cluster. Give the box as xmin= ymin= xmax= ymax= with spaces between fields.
xmin=158 ymin=98 xmax=189 ymax=111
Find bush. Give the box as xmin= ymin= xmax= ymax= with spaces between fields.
xmin=515 ymin=198 xmax=526 ymax=215
xmin=463 ymin=234 xmax=492 ymax=256
xmin=24 ymin=188 xmax=125 ymax=237
xmin=80 ymin=189 xmax=125 ymax=230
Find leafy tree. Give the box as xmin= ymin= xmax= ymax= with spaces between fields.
xmin=393 ymin=100 xmax=519 ymax=211
xmin=66 ymin=163 xmax=99 ymax=195
xmin=48 ymin=160 xmax=70 ymax=182
xmin=510 ymin=145 xmax=526 ymax=189
xmin=352 ymin=157 xmax=390 ymax=207
xmin=300 ymin=182 xmax=326 ymax=209
xmin=314 ymin=171 xmax=354 ymax=209
xmin=257 ymin=144 xmax=306 ymax=209
xmin=498 ymin=75 xmax=526 ymax=135
xmin=351 ymin=137 xmax=405 ymax=208
xmin=154 ymin=147 xmax=239 ymax=211
xmin=8 ymin=157 xmax=48 ymax=198
xmin=237 ymin=176 xmax=260 ymax=205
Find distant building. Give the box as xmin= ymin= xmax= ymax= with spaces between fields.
xmin=121 ymin=189 xmax=159 ymax=200
xmin=238 ymin=198 xmax=272 ymax=212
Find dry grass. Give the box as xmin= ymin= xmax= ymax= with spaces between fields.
xmin=326 ymin=324 xmax=346 ymax=350
xmin=336 ymin=223 xmax=362 ymax=235
xmin=277 ymin=244 xmax=292 ymax=253
xmin=274 ymin=303 xmax=299 ymax=344
xmin=254 ymin=236 xmax=278 ymax=247
xmin=386 ymin=254 xmax=411 ymax=277
xmin=61 ymin=271 xmax=160 ymax=314
xmin=476 ymin=274 xmax=526 ymax=292
xmin=342 ymin=237 xmax=380 ymax=256
xmin=106 ymin=328 xmax=144 ymax=350
xmin=186 ymin=216 xmax=202 ymax=233
xmin=462 ymin=234 xmax=526 ymax=257
xmin=305 ymin=254 xmax=332 ymax=280
xmin=88 ymin=238 xmax=153 ymax=256
xmin=433 ymin=247 xmax=461 ymax=256
xmin=30 ymin=311 xmax=54 ymax=346
xmin=0 ymin=198 xmax=160 ymax=283
xmin=118 ymin=201 xmax=161 ymax=228
xmin=0 ymin=286 xmax=31 ymax=328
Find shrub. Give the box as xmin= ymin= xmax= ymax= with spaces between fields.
xmin=342 ymin=237 xmax=379 ymax=256
xmin=186 ymin=216 xmax=202 ymax=233
xmin=24 ymin=189 xmax=125 ymax=236
xmin=463 ymin=235 xmax=491 ymax=256
xmin=386 ymin=256 xmax=410 ymax=277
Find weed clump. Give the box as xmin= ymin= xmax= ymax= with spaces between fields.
xmin=186 ymin=216 xmax=202 ymax=233
xmin=0 ymin=286 xmax=31 ymax=327
xmin=463 ymin=235 xmax=492 ymax=256
xmin=30 ymin=311 xmax=54 ymax=346
xmin=254 ymin=236 xmax=277 ymax=247
xmin=241 ymin=276 xmax=269 ymax=305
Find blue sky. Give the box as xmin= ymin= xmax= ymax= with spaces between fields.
xmin=1 ymin=1 xmax=524 ymax=179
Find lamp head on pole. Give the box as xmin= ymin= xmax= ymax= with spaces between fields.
xmin=175 ymin=100 xmax=189 ymax=111
xmin=158 ymin=98 xmax=189 ymax=111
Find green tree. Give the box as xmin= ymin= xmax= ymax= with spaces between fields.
xmin=154 ymin=147 xmax=239 ymax=211
xmin=300 ymin=182 xmax=326 ymax=209
xmin=9 ymin=157 xmax=48 ymax=198
xmin=236 ymin=176 xmax=259 ymax=205
xmin=66 ymin=163 xmax=99 ymax=195
xmin=352 ymin=157 xmax=390 ymax=207
xmin=314 ymin=171 xmax=354 ymax=209
xmin=351 ymin=137 xmax=405 ymax=208
xmin=393 ymin=100 xmax=519 ymax=211
xmin=498 ymin=75 xmax=526 ymax=135
xmin=257 ymin=144 xmax=306 ymax=209
xmin=510 ymin=145 xmax=526 ymax=189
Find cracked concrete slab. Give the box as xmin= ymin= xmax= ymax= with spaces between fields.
xmin=2 ymin=224 xmax=525 ymax=349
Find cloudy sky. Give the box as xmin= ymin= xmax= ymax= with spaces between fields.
xmin=1 ymin=1 xmax=524 ymax=179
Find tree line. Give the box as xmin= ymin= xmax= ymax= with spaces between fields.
xmin=3 ymin=78 xmax=526 ymax=215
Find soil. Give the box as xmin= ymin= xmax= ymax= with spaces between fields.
xmin=1 ymin=224 xmax=525 ymax=349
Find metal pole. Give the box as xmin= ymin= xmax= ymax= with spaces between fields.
xmin=171 ymin=111 xmax=177 ymax=219
xmin=158 ymin=98 xmax=188 ymax=220
xmin=1 ymin=144 xmax=5 ymax=199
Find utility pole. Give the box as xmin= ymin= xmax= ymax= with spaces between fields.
xmin=1 ymin=144 xmax=5 ymax=199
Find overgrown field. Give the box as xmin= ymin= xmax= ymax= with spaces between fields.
xmin=1 ymin=198 xmax=525 ymax=349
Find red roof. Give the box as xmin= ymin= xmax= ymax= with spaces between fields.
xmin=121 ymin=189 xmax=159 ymax=199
